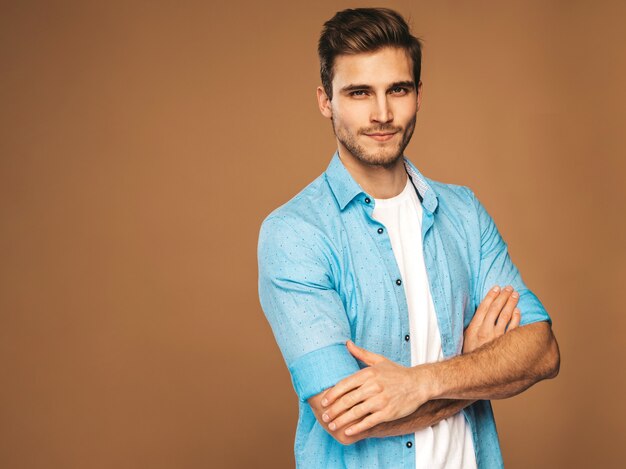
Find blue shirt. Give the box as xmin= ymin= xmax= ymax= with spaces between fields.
xmin=257 ymin=151 xmax=551 ymax=469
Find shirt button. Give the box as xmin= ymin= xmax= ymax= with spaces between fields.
xmin=377 ymin=228 xmax=384 ymax=234
xmin=365 ymin=197 xmax=371 ymax=204
xmin=406 ymin=441 xmax=413 ymax=448
xmin=405 ymin=334 xmax=410 ymax=342
xmin=396 ymin=279 xmax=402 ymax=286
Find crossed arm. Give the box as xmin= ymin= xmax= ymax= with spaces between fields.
xmin=308 ymin=286 xmax=560 ymax=444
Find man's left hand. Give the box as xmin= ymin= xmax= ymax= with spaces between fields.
xmin=320 ymin=341 xmax=431 ymax=437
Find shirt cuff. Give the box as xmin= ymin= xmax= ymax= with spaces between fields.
xmin=518 ymin=291 xmax=552 ymax=326
xmin=288 ymin=343 xmax=361 ymax=402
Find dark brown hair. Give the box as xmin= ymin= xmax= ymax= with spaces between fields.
xmin=318 ymin=8 xmax=423 ymax=100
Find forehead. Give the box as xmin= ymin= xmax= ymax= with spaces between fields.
xmin=332 ymin=47 xmax=413 ymax=89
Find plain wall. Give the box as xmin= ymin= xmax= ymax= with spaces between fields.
xmin=1 ymin=1 xmax=624 ymax=468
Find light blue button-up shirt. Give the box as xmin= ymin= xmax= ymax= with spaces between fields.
xmin=258 ymin=151 xmax=551 ymax=469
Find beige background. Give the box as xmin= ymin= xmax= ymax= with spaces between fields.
xmin=1 ymin=1 xmax=624 ymax=468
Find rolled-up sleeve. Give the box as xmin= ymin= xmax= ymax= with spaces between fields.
xmin=469 ymin=190 xmax=552 ymax=326
xmin=258 ymin=216 xmax=360 ymax=401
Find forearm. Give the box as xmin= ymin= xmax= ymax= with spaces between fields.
xmin=345 ymin=323 xmax=555 ymax=441
xmin=339 ymin=398 xmax=474 ymax=444
xmin=424 ymin=321 xmax=559 ymax=401
xmin=364 ymin=399 xmax=475 ymax=438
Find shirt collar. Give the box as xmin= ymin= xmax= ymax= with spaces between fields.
xmin=324 ymin=151 xmax=365 ymax=210
xmin=403 ymin=156 xmax=439 ymax=214
xmin=324 ymin=150 xmax=439 ymax=213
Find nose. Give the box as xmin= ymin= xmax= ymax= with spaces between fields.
xmin=371 ymin=95 xmax=393 ymax=124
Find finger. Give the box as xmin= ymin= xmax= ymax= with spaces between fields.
xmin=322 ymin=368 xmax=370 ymax=407
xmin=323 ymin=384 xmax=372 ymax=423
xmin=328 ymin=399 xmax=373 ymax=431
xmin=472 ymin=285 xmax=501 ymax=327
xmin=506 ymin=308 xmax=521 ymax=331
xmin=494 ymin=290 xmax=519 ymax=335
xmin=346 ymin=340 xmax=385 ymax=366
xmin=344 ymin=412 xmax=384 ymax=436
xmin=484 ymin=285 xmax=513 ymax=327
xmin=324 ymin=378 xmax=383 ymax=422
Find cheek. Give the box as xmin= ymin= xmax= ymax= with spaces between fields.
xmin=333 ymin=102 xmax=370 ymax=125
xmin=332 ymin=112 xmax=360 ymax=133
xmin=397 ymin=103 xmax=417 ymax=122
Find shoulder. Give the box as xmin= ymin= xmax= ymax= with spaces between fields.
xmin=261 ymin=173 xmax=340 ymax=239
xmin=418 ymin=176 xmax=489 ymax=238
xmin=258 ymin=172 xmax=339 ymax=256
xmin=425 ymin=177 xmax=499 ymax=243
xmin=423 ymin=176 xmax=477 ymax=210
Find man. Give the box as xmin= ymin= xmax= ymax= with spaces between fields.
xmin=258 ymin=7 xmax=559 ymax=469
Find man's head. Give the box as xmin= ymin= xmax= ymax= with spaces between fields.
xmin=316 ymin=8 xmax=423 ymax=168
xmin=318 ymin=8 xmax=422 ymax=102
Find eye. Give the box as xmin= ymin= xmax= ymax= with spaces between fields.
xmin=349 ymin=90 xmax=368 ymax=97
xmin=390 ymin=87 xmax=409 ymax=95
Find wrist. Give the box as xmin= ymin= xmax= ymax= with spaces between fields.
xmin=420 ymin=362 xmax=443 ymax=400
xmin=410 ymin=363 xmax=440 ymax=402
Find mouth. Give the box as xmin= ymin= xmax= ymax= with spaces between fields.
xmin=364 ymin=132 xmax=398 ymax=142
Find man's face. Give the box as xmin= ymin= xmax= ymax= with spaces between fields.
xmin=317 ymin=46 xmax=421 ymax=168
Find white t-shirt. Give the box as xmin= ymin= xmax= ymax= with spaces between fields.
xmin=372 ymin=176 xmax=477 ymax=469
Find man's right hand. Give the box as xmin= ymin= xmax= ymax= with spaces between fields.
xmin=309 ymin=284 xmax=523 ymax=444
xmin=463 ymin=285 xmax=521 ymax=354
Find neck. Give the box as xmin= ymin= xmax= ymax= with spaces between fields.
xmin=337 ymin=146 xmax=408 ymax=199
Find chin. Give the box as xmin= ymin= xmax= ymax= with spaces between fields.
xmin=359 ymin=148 xmax=404 ymax=167
xmin=337 ymin=132 xmax=405 ymax=168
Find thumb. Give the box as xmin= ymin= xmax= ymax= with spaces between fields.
xmin=346 ymin=340 xmax=385 ymax=366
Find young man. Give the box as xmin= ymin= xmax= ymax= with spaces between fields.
xmin=258 ymin=8 xmax=559 ymax=469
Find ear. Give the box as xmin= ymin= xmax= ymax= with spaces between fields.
xmin=317 ymin=86 xmax=333 ymax=119
xmin=416 ymin=81 xmax=423 ymax=112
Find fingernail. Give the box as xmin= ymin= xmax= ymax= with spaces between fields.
xmin=322 ymin=413 xmax=329 ymax=422
xmin=511 ymin=291 xmax=519 ymax=298
xmin=321 ymin=398 xmax=328 ymax=406
xmin=504 ymin=285 xmax=513 ymax=292
xmin=345 ymin=428 xmax=353 ymax=435
xmin=329 ymin=423 xmax=336 ymax=430
xmin=492 ymin=286 xmax=500 ymax=293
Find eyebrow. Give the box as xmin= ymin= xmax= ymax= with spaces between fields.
xmin=340 ymin=81 xmax=416 ymax=93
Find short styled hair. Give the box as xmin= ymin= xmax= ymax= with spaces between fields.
xmin=318 ymin=8 xmax=423 ymax=100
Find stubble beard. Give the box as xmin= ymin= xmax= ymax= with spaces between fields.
xmin=332 ymin=114 xmax=417 ymax=169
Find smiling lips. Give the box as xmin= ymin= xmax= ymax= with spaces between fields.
xmin=365 ymin=131 xmax=398 ymax=142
